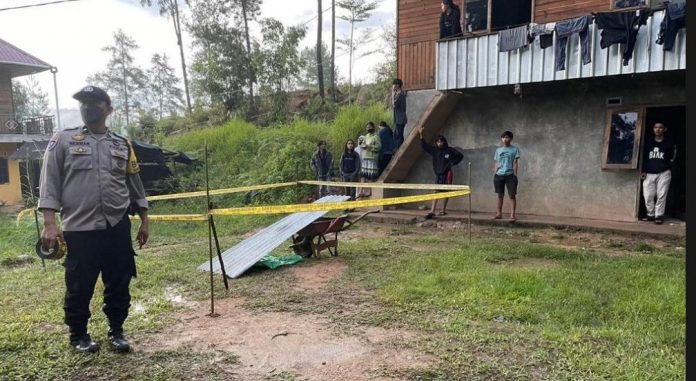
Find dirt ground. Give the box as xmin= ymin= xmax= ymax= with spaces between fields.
xmin=139 ymin=221 xmax=683 ymax=381
xmin=142 ymin=256 xmax=432 ymax=381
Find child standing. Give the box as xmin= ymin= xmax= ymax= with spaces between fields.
xmin=493 ymin=131 xmax=520 ymax=221
xmin=310 ymin=140 xmax=333 ymax=198
xmin=340 ymin=139 xmax=361 ymax=201
xmin=419 ymin=127 xmax=463 ymax=218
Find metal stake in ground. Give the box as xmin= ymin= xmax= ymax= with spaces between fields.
xmin=205 ymin=142 xmax=219 ymax=317
xmin=209 ymin=214 xmax=229 ymax=290
xmin=468 ymin=162 xmax=472 ymax=243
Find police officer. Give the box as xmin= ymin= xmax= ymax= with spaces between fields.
xmin=38 ymin=85 xmax=149 ymax=353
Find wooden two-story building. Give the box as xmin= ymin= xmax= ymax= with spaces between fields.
xmin=383 ymin=0 xmax=686 ymax=222
xmin=0 ymin=38 xmax=53 ymax=206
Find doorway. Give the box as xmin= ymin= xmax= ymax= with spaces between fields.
xmin=637 ymin=105 xmax=685 ymax=221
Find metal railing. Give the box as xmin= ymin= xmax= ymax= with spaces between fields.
xmin=0 ymin=114 xmax=54 ymax=135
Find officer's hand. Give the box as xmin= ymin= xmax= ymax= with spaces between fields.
xmin=41 ymin=223 xmax=63 ymax=251
xmin=136 ymin=221 xmax=149 ymax=249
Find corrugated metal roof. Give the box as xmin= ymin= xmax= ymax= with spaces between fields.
xmin=436 ymin=10 xmax=685 ymax=90
xmin=0 ymin=38 xmax=52 ymax=77
xmin=198 ymin=195 xmax=351 ymax=279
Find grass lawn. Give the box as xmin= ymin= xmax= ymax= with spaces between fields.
xmin=0 ymin=211 xmax=685 ymax=381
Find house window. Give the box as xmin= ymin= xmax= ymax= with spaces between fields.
xmin=612 ymin=0 xmax=649 ymax=10
xmin=601 ymin=108 xmax=644 ymax=170
xmin=0 ymin=157 xmax=9 ymax=184
xmin=464 ymin=0 xmax=532 ymax=33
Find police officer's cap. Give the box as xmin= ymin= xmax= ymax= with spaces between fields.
xmin=73 ymin=85 xmax=111 ymax=105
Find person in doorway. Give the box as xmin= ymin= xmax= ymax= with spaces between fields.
xmin=378 ymin=121 xmax=395 ymax=177
xmin=641 ymin=122 xmax=676 ymax=225
xmin=310 ymin=140 xmax=333 ymax=198
xmin=392 ymin=79 xmax=407 ymax=149
xmin=358 ymin=122 xmax=381 ymax=198
xmin=340 ymin=139 xmax=361 ymax=201
xmin=493 ymin=130 xmax=520 ymax=222
xmin=419 ymin=127 xmax=463 ymax=218
xmin=38 ymin=85 xmax=149 ymax=353
xmin=440 ymin=0 xmax=463 ymax=39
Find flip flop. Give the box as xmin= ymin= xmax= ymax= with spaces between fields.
xmin=492 ymin=215 xmax=502 ymax=220
xmin=509 ymin=217 xmax=516 ymax=223
xmin=425 ymin=213 xmax=435 ymax=219
xmin=438 ymin=211 xmax=448 ymax=216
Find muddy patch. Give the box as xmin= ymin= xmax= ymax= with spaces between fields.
xmin=142 ymin=298 xmax=432 ymax=380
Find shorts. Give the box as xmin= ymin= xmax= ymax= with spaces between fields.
xmin=436 ymin=170 xmax=454 ymax=185
xmin=494 ymin=174 xmax=518 ymax=197
xmin=361 ymin=159 xmax=379 ymax=180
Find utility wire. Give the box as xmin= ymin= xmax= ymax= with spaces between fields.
xmin=0 ymin=0 xmax=81 ymax=12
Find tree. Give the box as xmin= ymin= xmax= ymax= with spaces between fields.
xmin=253 ymin=18 xmax=307 ymax=123
xmin=317 ymin=0 xmax=325 ymax=99
xmin=140 ymin=0 xmax=193 ymax=114
xmin=11 ymin=76 xmax=49 ymax=119
xmin=147 ymin=53 xmax=185 ymax=119
xmin=337 ymin=27 xmax=378 ymax=104
xmin=187 ymin=0 xmax=250 ymax=114
xmin=331 ymin=0 xmax=336 ymax=101
xmin=298 ymin=43 xmax=335 ymax=90
xmin=254 ymin=19 xmax=307 ymax=94
xmin=87 ymin=29 xmax=147 ymax=128
xmin=230 ymin=0 xmax=262 ymax=115
xmin=336 ymin=0 xmax=379 ymax=105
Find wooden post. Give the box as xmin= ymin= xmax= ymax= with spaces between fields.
xmin=468 ymin=162 xmax=472 ymax=243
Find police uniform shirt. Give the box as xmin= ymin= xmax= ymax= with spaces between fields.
xmin=38 ymin=127 xmax=148 ymax=231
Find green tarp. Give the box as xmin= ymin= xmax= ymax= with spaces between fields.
xmin=253 ymin=254 xmax=303 ymax=270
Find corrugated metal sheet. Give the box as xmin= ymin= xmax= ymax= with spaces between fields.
xmin=436 ymin=10 xmax=685 ymax=90
xmin=198 ymin=195 xmax=351 ymax=279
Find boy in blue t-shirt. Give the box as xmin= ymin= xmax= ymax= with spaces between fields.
xmin=493 ymin=131 xmax=520 ymax=221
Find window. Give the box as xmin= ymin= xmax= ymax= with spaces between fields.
xmin=602 ymin=108 xmax=644 ymax=170
xmin=612 ymin=0 xmax=649 ymax=10
xmin=0 ymin=157 xmax=9 ymax=184
xmin=464 ymin=0 xmax=532 ymax=34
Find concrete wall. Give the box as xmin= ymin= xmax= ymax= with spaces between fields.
xmin=403 ymin=89 xmax=438 ymax=139
xmin=0 ymin=143 xmax=22 ymax=205
xmin=400 ymin=71 xmax=685 ymax=222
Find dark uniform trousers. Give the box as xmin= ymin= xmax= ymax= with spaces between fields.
xmin=62 ymin=213 xmax=136 ymax=340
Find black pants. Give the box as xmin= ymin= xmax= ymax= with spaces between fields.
xmin=378 ymin=153 xmax=393 ymax=177
xmin=62 ymin=214 xmax=136 ymax=340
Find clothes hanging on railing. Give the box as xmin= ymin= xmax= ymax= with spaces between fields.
xmin=498 ymin=25 xmax=530 ymax=52
xmin=656 ymin=1 xmax=686 ymax=51
xmin=594 ymin=10 xmax=650 ymax=66
xmin=529 ymin=23 xmax=556 ymax=49
xmin=554 ymin=15 xmax=592 ymax=71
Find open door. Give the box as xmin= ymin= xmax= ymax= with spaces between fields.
xmin=638 ymin=106 xmax=685 ymax=221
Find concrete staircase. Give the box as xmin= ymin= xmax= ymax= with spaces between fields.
xmin=377 ymin=92 xmax=463 ymax=192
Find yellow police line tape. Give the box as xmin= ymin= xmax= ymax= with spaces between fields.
xmin=18 ymin=181 xmax=471 ymax=223
xmin=142 ymin=189 xmax=470 ymax=221
xmin=146 ymin=181 xmax=469 ymax=201
xmin=145 ymin=181 xmax=298 ymax=201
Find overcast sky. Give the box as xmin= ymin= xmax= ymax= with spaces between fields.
xmin=0 ymin=0 xmax=396 ymax=114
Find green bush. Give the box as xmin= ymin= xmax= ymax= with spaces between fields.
xmin=162 ymin=103 xmax=390 ymax=206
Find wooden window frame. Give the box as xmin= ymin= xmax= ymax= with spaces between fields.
xmin=610 ymin=0 xmax=650 ymax=11
xmin=601 ymin=107 xmax=645 ymax=170
xmin=461 ymin=0 xmax=534 ymax=36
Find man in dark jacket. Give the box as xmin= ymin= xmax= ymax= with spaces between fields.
xmin=377 ymin=121 xmax=395 ymax=177
xmin=440 ymin=0 xmax=463 ymax=39
xmin=310 ymin=140 xmax=333 ymax=198
xmin=392 ymin=78 xmax=407 ymax=149
xmin=419 ymin=127 xmax=464 ymax=218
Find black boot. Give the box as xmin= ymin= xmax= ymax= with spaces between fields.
xmin=70 ymin=334 xmax=100 ymax=353
xmin=108 ymin=329 xmax=130 ymax=353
